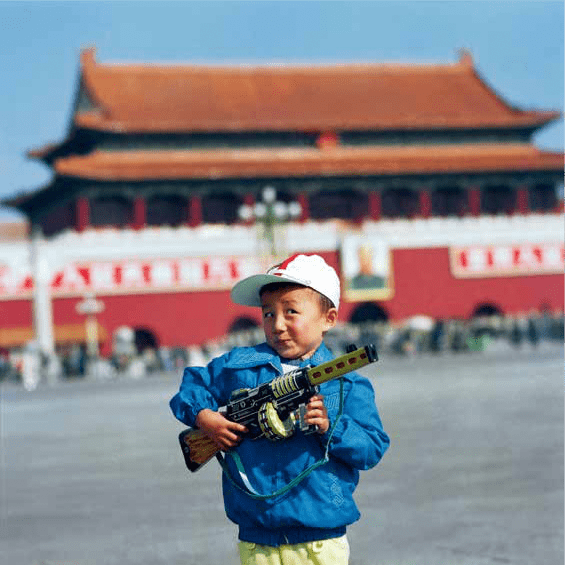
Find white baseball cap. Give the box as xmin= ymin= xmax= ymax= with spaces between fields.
xmin=231 ymin=254 xmax=340 ymax=309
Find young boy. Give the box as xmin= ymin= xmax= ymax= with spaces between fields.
xmin=170 ymin=254 xmax=389 ymax=565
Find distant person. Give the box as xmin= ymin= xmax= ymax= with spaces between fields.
xmin=170 ymin=253 xmax=389 ymax=565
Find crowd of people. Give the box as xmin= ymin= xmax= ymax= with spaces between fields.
xmin=220 ymin=310 xmax=565 ymax=359
xmin=1 ymin=309 xmax=561 ymax=390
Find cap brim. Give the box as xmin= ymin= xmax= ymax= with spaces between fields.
xmin=230 ymin=273 xmax=306 ymax=307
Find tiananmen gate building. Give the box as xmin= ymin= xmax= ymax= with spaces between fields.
xmin=1 ymin=47 xmax=563 ymax=356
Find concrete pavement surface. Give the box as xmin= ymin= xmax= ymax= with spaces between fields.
xmin=0 ymin=342 xmax=562 ymax=565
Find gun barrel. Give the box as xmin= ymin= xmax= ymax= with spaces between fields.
xmin=307 ymin=344 xmax=378 ymax=386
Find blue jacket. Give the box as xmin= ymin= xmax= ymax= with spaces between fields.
xmin=170 ymin=342 xmax=389 ymax=546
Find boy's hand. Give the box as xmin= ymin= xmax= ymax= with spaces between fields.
xmin=195 ymin=409 xmax=248 ymax=451
xmin=305 ymin=394 xmax=330 ymax=434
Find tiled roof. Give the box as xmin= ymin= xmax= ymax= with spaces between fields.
xmin=54 ymin=144 xmax=564 ymax=181
xmin=75 ymin=47 xmax=559 ymax=133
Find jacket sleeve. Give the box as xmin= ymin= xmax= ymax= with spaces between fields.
xmin=323 ymin=375 xmax=390 ymax=470
xmin=169 ymin=354 xmax=232 ymax=428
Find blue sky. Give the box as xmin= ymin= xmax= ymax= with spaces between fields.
xmin=0 ymin=0 xmax=563 ymax=221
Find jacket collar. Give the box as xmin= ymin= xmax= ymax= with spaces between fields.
xmin=225 ymin=342 xmax=333 ymax=372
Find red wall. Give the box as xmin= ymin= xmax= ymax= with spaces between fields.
xmin=379 ymin=247 xmax=563 ymax=320
xmin=2 ymin=246 xmax=563 ymax=355
xmin=52 ymin=293 xmax=264 ymax=356
xmin=0 ymin=299 xmax=33 ymax=326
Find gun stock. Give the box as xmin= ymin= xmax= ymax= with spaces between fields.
xmin=178 ymin=344 xmax=378 ymax=472
xmin=179 ymin=428 xmax=221 ymax=472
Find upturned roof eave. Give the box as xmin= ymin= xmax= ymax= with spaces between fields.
xmin=27 ymin=143 xmax=63 ymax=163
xmin=72 ymin=110 xmax=560 ymax=134
xmin=50 ymin=145 xmax=565 ymax=182
xmin=27 ymin=107 xmax=560 ymax=166
xmin=1 ymin=180 xmax=57 ymax=213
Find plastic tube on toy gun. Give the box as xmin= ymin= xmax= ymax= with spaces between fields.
xmin=307 ymin=345 xmax=378 ymax=386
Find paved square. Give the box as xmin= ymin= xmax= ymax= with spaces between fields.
xmin=1 ymin=343 xmax=562 ymax=565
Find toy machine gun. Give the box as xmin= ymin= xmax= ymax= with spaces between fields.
xmin=178 ymin=344 xmax=378 ymax=472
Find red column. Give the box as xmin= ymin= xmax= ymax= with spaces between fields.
xmin=76 ymin=197 xmax=90 ymax=232
xmin=297 ymin=193 xmax=309 ymax=223
xmin=368 ymin=191 xmax=381 ymax=221
xmin=516 ymin=186 xmax=529 ymax=215
xmin=468 ymin=187 xmax=481 ymax=217
xmin=188 ymin=195 xmax=203 ymax=227
xmin=241 ymin=194 xmax=255 ymax=225
xmin=419 ymin=190 xmax=432 ymax=219
xmin=132 ymin=196 xmax=146 ymax=230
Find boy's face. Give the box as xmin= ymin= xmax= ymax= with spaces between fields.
xmin=260 ymin=285 xmax=338 ymax=360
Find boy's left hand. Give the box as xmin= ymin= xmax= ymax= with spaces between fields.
xmin=305 ymin=394 xmax=330 ymax=434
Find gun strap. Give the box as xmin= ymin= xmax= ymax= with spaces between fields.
xmin=216 ymin=377 xmax=345 ymax=500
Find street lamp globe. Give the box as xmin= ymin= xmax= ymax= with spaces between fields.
xmin=237 ymin=187 xmax=303 ymax=257
xmin=262 ymin=186 xmax=277 ymax=204
xmin=238 ymin=205 xmax=253 ymax=222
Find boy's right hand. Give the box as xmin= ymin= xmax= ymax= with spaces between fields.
xmin=195 ymin=409 xmax=248 ymax=451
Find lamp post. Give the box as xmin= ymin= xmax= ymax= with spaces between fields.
xmin=30 ymin=226 xmax=56 ymax=385
xmin=76 ymin=293 xmax=105 ymax=359
xmin=238 ymin=187 xmax=302 ymax=258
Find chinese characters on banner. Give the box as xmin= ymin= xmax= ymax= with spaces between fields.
xmin=0 ymin=244 xmax=562 ymax=300
xmin=0 ymin=256 xmax=262 ymax=299
xmin=450 ymin=243 xmax=564 ymax=278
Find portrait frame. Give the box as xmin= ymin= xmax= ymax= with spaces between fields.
xmin=341 ymin=234 xmax=394 ymax=302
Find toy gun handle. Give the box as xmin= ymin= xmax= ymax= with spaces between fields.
xmin=178 ymin=344 xmax=378 ymax=472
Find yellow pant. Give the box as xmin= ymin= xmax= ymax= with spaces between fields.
xmin=238 ymin=535 xmax=349 ymax=565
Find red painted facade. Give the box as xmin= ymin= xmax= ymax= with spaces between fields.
xmin=2 ymin=245 xmax=561 ymax=355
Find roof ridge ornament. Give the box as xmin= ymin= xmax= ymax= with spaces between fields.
xmin=457 ymin=48 xmax=474 ymax=68
xmin=81 ymin=46 xmax=97 ymax=69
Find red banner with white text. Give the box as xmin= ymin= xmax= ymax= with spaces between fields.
xmin=450 ymin=243 xmax=564 ymax=278
xmin=0 ymin=256 xmax=263 ymax=300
